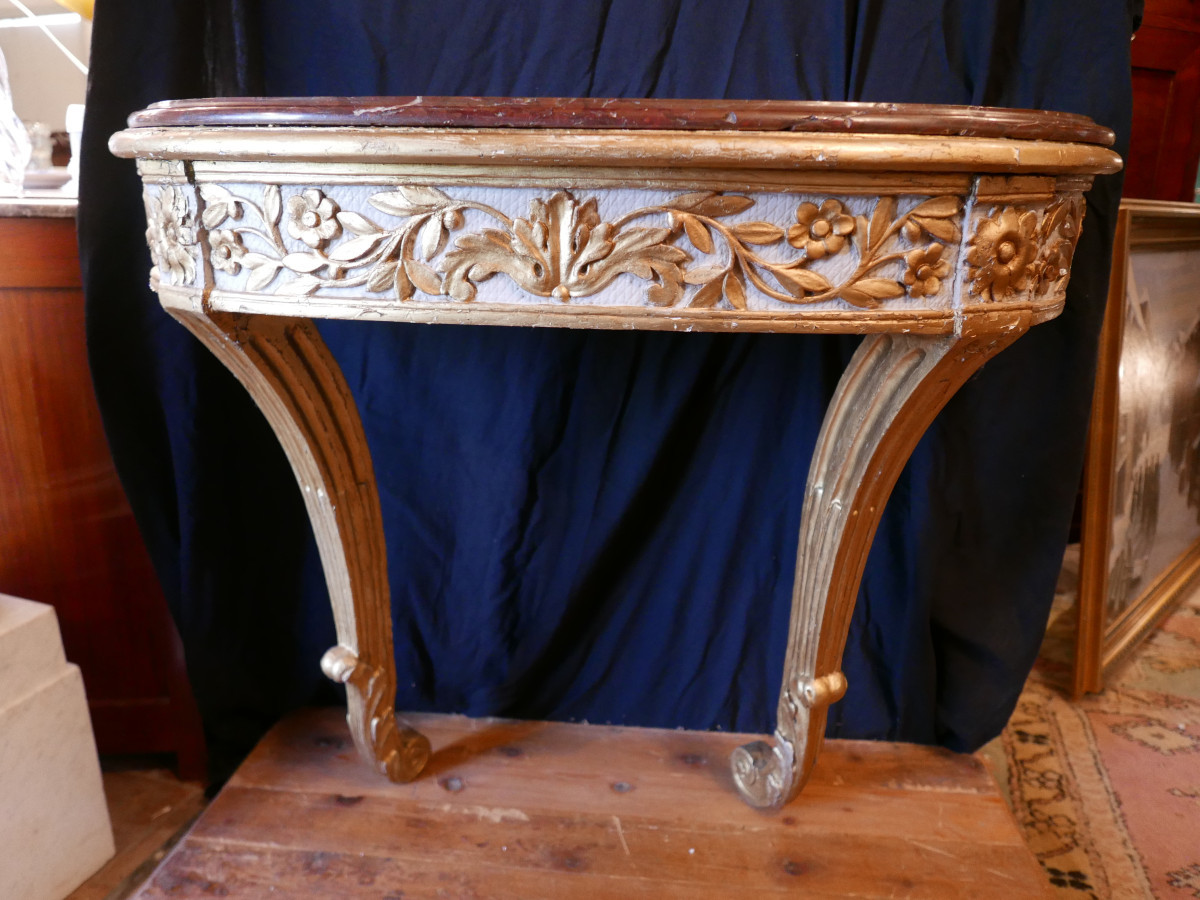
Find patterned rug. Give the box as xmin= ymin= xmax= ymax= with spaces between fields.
xmin=985 ymin=546 xmax=1200 ymax=899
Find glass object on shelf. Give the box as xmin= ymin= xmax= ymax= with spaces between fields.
xmin=0 ymin=48 xmax=31 ymax=196
xmin=26 ymin=120 xmax=51 ymax=169
xmin=65 ymin=102 xmax=83 ymax=191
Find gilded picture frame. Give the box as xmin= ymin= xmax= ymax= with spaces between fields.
xmin=1075 ymin=199 xmax=1200 ymax=696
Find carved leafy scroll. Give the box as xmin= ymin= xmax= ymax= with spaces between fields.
xmin=149 ymin=182 xmax=1086 ymax=312
xmin=196 ymin=184 xmax=967 ymax=311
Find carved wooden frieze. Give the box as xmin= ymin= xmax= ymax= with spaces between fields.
xmin=186 ymin=183 xmax=968 ymax=313
xmin=145 ymin=179 xmax=1086 ymax=320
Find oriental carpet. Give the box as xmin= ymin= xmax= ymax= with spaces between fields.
xmin=987 ymin=547 xmax=1200 ymax=899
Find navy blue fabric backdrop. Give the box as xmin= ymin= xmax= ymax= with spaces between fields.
xmin=80 ymin=1 xmax=1134 ymax=780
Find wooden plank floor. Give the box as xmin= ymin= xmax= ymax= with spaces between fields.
xmin=68 ymin=766 xmax=206 ymax=900
xmin=133 ymin=708 xmax=1050 ymax=899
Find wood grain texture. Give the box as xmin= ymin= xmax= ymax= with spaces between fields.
xmin=732 ymin=319 xmax=1029 ymax=808
xmin=1126 ymin=1 xmax=1200 ymax=200
xmin=164 ymin=308 xmax=430 ymax=782
xmin=0 ymin=216 xmax=205 ymax=774
xmin=66 ymin=768 xmax=205 ymax=900
xmin=0 ymin=218 xmax=81 ymax=288
xmin=132 ymin=708 xmax=1052 ymax=900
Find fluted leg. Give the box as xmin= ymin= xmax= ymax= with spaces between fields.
xmin=732 ymin=318 xmax=1028 ymax=808
xmin=167 ymin=305 xmax=429 ymax=782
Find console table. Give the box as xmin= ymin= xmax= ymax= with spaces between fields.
xmin=111 ymin=98 xmax=1120 ymax=809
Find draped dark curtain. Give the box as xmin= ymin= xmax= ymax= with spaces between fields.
xmin=80 ymin=1 xmax=1134 ymax=780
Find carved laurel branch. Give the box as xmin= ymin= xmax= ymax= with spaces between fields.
xmin=197 ymin=184 xmax=970 ymax=310
xmin=149 ymin=183 xmax=1082 ymax=311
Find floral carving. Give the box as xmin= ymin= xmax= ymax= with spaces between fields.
xmin=965 ymin=197 xmax=1085 ymax=303
xmin=196 ymin=184 xmax=972 ymax=310
xmin=787 ymin=199 xmax=856 ymax=259
xmin=286 ymin=188 xmax=341 ymax=248
xmin=208 ymin=228 xmax=246 ymax=274
xmin=1034 ymin=195 xmax=1085 ymax=293
xmin=1038 ymin=240 xmax=1074 ymax=292
xmin=967 ymin=207 xmax=1039 ymax=301
xmin=144 ymin=186 xmax=197 ymax=285
xmin=903 ymin=243 xmax=950 ymax=298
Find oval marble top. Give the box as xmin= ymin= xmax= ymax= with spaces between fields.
xmin=128 ymin=96 xmax=1115 ymax=146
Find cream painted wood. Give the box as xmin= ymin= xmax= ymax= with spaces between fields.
xmin=113 ymin=108 xmax=1119 ymax=809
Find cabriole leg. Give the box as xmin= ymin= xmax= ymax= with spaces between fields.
xmin=732 ymin=320 xmax=1028 ymax=809
xmin=166 ymin=305 xmax=430 ymax=783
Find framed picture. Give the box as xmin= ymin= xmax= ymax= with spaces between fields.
xmin=1075 ymin=199 xmax=1200 ymax=697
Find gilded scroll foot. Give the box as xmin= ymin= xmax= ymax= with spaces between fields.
xmin=731 ymin=737 xmax=793 ymax=808
xmin=322 ymin=645 xmax=430 ymax=783
xmin=731 ymin=671 xmax=847 ymax=808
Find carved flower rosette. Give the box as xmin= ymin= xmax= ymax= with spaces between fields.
xmin=181 ymin=181 xmax=1083 ymax=314
xmin=143 ymin=184 xmax=199 ymax=287
xmin=966 ymin=195 xmax=1084 ymax=304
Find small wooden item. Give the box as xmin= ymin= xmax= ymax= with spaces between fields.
xmin=111 ymin=97 xmax=1121 ymax=809
xmin=131 ymin=707 xmax=1051 ymax=899
xmin=1074 ymin=199 xmax=1200 ymax=695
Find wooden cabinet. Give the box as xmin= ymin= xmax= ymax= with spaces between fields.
xmin=1127 ymin=0 xmax=1200 ymax=199
xmin=0 ymin=210 xmax=205 ymax=778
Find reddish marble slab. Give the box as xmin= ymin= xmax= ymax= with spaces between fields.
xmin=128 ymin=96 xmax=1114 ymax=145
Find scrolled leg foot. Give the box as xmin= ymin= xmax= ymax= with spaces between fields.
xmin=731 ymin=672 xmax=845 ymax=809
xmin=168 ymin=310 xmax=422 ymax=785
xmin=322 ymin=644 xmax=430 ymax=783
xmin=731 ymin=737 xmax=794 ymax=809
xmin=370 ymin=709 xmax=432 ymax=783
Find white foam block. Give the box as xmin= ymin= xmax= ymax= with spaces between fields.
xmin=0 ymin=594 xmax=115 ymax=900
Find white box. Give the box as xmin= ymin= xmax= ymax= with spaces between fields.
xmin=0 ymin=594 xmax=115 ymax=900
